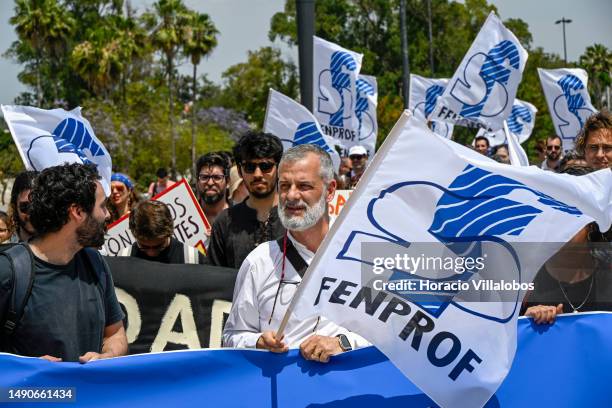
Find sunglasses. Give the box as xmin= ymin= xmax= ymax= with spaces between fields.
xmin=18 ymin=202 xmax=30 ymax=214
xmin=112 ymin=185 xmax=127 ymax=193
xmin=349 ymin=154 xmax=366 ymax=160
xmin=546 ymin=145 xmax=561 ymax=151
xmin=241 ymin=161 xmax=276 ymax=174
xmin=198 ymin=174 xmax=225 ymax=183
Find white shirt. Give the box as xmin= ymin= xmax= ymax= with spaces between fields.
xmin=223 ymin=233 xmax=369 ymax=349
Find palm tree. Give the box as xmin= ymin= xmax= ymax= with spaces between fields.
xmin=149 ymin=0 xmax=190 ymax=178
xmin=183 ymin=11 xmax=218 ymax=179
xmin=10 ymin=0 xmax=74 ymax=106
xmin=580 ymin=44 xmax=611 ymax=108
xmin=71 ymin=23 xmax=126 ymax=98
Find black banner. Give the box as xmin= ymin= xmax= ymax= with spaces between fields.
xmin=106 ymin=257 xmax=237 ymax=355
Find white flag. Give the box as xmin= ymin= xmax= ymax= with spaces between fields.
xmin=476 ymin=99 xmax=538 ymax=147
xmin=286 ymin=112 xmax=611 ymax=408
xmin=504 ymin=121 xmax=530 ymax=167
xmin=409 ymin=74 xmax=454 ymax=139
xmin=263 ymin=89 xmax=341 ymax=172
xmin=429 ymin=12 xmax=528 ymax=131
xmin=538 ymin=67 xmax=597 ymax=151
xmin=313 ymin=36 xmax=364 ymax=155
xmin=355 ymin=74 xmax=378 ymax=155
xmin=1 ymin=105 xmax=112 ymax=195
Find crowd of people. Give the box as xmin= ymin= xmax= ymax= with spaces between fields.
xmin=0 ymin=110 xmax=610 ymax=364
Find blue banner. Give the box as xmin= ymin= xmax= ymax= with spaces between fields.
xmin=0 ymin=313 xmax=610 ymax=407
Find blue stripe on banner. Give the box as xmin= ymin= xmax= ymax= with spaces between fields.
xmin=0 ymin=313 xmax=611 ymax=407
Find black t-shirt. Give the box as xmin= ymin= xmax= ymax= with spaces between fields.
xmin=0 ymin=249 xmax=125 ymax=361
xmin=522 ymin=265 xmax=612 ymax=314
xmin=130 ymin=237 xmax=205 ymax=264
xmin=206 ymin=200 xmax=285 ymax=268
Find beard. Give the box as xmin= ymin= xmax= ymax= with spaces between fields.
xmin=201 ymin=189 xmax=225 ymax=205
xmin=247 ymin=178 xmax=276 ymax=199
xmin=76 ymin=214 xmax=107 ymax=248
xmin=278 ymin=191 xmax=327 ymax=231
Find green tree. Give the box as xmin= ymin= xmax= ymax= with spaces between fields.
xmin=10 ymin=0 xmax=75 ymax=106
xmin=145 ymin=0 xmax=191 ymax=178
xmin=183 ymin=11 xmax=218 ymax=179
xmin=580 ymin=44 xmax=611 ymax=109
xmin=220 ymin=46 xmax=298 ymax=127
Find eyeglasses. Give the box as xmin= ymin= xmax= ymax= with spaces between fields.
xmin=349 ymin=154 xmax=366 ymax=160
xmin=18 ymin=202 xmax=30 ymax=214
xmin=546 ymin=145 xmax=561 ymax=151
xmin=198 ymin=174 xmax=225 ymax=183
xmin=587 ymin=144 xmax=612 ymax=154
xmin=112 ymin=185 xmax=127 ymax=193
xmin=241 ymin=161 xmax=276 ymax=174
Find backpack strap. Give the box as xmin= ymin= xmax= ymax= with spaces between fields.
xmin=1 ymin=243 xmax=35 ymax=336
xmin=276 ymin=237 xmax=308 ymax=278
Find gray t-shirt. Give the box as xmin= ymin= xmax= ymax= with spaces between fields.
xmin=0 ymin=249 xmax=125 ymax=361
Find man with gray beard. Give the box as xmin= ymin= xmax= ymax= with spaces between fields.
xmin=223 ymin=145 xmax=368 ymax=362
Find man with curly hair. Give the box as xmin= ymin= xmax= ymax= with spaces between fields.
xmin=0 ymin=163 xmax=127 ymax=362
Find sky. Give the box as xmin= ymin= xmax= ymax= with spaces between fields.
xmin=0 ymin=0 xmax=610 ymax=106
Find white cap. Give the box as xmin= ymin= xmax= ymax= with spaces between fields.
xmin=348 ymin=145 xmax=368 ymax=156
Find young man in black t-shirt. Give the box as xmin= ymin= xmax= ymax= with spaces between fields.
xmin=0 ymin=164 xmax=127 ymax=362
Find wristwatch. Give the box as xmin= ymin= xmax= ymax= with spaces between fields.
xmin=336 ymin=334 xmax=352 ymax=352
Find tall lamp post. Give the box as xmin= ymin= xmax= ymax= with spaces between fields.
xmin=555 ymin=17 xmax=572 ymax=64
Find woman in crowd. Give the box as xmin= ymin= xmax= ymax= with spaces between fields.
xmin=522 ymin=164 xmax=612 ymax=324
xmin=108 ymin=173 xmax=140 ymax=224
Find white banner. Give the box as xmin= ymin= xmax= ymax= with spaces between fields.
xmin=263 ymin=88 xmax=341 ymax=172
xmin=1 ymin=105 xmax=112 ymax=195
xmin=313 ymin=36 xmax=365 ymax=155
xmin=286 ymin=111 xmax=611 ymax=408
xmin=103 ymin=179 xmax=211 ymax=256
xmin=429 ymin=12 xmax=528 ymax=132
xmin=409 ymin=74 xmax=454 ymax=139
xmin=476 ymin=99 xmax=538 ymax=147
xmin=355 ymin=74 xmax=378 ymax=155
xmin=538 ymin=67 xmax=597 ymax=151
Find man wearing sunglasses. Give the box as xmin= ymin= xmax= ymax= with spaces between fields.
xmin=123 ymin=200 xmax=204 ymax=264
xmin=195 ymin=152 xmax=230 ymax=225
xmin=7 ymin=170 xmax=37 ymax=243
xmin=348 ymin=145 xmax=369 ymax=188
xmin=207 ymin=132 xmax=285 ymax=268
xmin=540 ymin=135 xmax=563 ymax=172
xmin=223 ymin=144 xmax=368 ymax=363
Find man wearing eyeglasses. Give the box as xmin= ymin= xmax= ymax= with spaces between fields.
xmin=206 ymin=132 xmax=285 ymax=268
xmin=576 ymin=110 xmax=612 ymax=170
xmin=540 ymin=135 xmax=563 ymax=172
xmin=347 ymin=145 xmax=369 ymax=188
xmin=223 ymin=144 xmax=368 ymax=363
xmin=123 ymin=200 xmax=204 ymax=264
xmin=195 ymin=152 xmax=230 ymax=226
